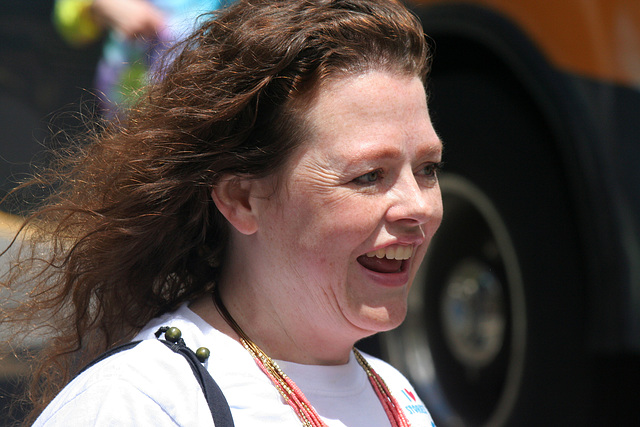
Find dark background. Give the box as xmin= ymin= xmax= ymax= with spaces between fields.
xmin=0 ymin=1 xmax=101 ymax=208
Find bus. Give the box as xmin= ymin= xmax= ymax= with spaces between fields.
xmin=378 ymin=0 xmax=640 ymax=425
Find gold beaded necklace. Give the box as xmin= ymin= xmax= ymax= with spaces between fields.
xmin=213 ymin=290 xmax=411 ymax=427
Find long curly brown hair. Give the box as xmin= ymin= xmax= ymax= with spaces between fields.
xmin=1 ymin=0 xmax=430 ymax=421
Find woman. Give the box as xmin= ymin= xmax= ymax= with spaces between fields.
xmin=4 ymin=0 xmax=443 ymax=425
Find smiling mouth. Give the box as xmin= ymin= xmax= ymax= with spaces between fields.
xmin=357 ymin=246 xmax=413 ymax=274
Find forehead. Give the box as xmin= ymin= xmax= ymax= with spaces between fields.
xmin=299 ymin=71 xmax=440 ymax=158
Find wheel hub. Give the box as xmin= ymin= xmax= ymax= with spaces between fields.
xmin=441 ymin=259 xmax=506 ymax=369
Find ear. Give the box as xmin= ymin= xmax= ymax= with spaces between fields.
xmin=211 ymin=176 xmax=259 ymax=235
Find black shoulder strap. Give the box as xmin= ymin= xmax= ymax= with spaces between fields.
xmin=159 ymin=338 xmax=235 ymax=427
xmin=78 ymin=334 xmax=235 ymax=427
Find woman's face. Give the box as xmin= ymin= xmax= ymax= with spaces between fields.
xmin=251 ymin=71 xmax=443 ymax=340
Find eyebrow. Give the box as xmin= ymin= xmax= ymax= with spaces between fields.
xmin=351 ymin=145 xmax=403 ymax=162
xmin=418 ymin=140 xmax=444 ymax=159
xmin=341 ymin=139 xmax=443 ymax=168
xmin=356 ymin=139 xmax=444 ymax=160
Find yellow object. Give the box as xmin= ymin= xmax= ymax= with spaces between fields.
xmin=53 ymin=0 xmax=103 ymax=47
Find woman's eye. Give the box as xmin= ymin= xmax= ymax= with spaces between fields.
xmin=420 ymin=162 xmax=444 ymax=179
xmin=353 ymin=169 xmax=383 ymax=185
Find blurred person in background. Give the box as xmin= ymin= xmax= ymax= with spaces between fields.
xmin=53 ymin=0 xmax=235 ymax=117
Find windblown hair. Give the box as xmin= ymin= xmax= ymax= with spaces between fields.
xmin=1 ymin=0 xmax=429 ymax=421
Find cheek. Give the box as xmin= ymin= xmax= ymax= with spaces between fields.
xmin=293 ymin=194 xmax=385 ymax=249
xmin=430 ymin=192 xmax=444 ymax=234
xmin=420 ymin=185 xmax=444 ymax=234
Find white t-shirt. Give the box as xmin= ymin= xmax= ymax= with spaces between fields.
xmin=34 ymin=304 xmax=435 ymax=426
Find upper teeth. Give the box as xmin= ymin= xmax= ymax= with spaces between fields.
xmin=366 ymin=246 xmax=413 ymax=260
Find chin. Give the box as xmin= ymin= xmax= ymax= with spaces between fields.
xmin=355 ymin=303 xmax=408 ymax=335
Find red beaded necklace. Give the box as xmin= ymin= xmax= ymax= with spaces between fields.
xmin=214 ymin=291 xmax=411 ymax=427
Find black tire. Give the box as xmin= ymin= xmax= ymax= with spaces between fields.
xmin=382 ymin=43 xmax=590 ymax=426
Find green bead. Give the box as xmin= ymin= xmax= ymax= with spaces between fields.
xmin=196 ymin=347 xmax=210 ymax=363
xmin=165 ymin=327 xmax=182 ymax=343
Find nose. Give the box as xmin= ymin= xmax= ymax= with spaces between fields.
xmin=385 ymin=169 xmax=442 ymax=228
